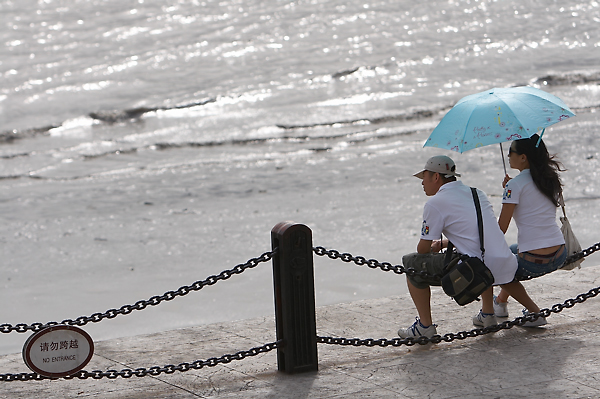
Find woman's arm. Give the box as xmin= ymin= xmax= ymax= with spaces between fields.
xmin=498 ymin=203 xmax=517 ymax=234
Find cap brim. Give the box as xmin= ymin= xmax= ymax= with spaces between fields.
xmin=413 ymin=170 xmax=426 ymax=179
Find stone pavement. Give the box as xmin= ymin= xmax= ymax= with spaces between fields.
xmin=1 ymin=264 xmax=600 ymax=398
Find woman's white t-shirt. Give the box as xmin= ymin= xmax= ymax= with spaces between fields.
xmin=502 ymin=169 xmax=565 ymax=252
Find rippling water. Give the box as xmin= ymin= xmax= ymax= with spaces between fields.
xmin=1 ymin=0 xmax=600 ymax=354
xmin=2 ymin=0 xmax=600 ymax=176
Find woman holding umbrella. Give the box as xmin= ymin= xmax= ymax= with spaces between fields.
xmin=491 ymin=133 xmax=567 ymax=325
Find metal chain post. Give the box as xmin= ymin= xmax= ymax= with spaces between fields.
xmin=272 ymin=222 xmax=318 ymax=373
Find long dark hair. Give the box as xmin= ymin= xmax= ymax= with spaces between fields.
xmin=513 ymin=133 xmax=565 ymax=206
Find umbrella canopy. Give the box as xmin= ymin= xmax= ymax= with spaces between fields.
xmin=424 ymin=86 xmax=575 ymax=153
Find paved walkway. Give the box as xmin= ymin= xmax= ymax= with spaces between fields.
xmin=1 ymin=264 xmax=600 ymax=398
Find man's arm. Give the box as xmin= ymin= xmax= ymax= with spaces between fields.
xmin=417 ymin=239 xmax=433 ymax=254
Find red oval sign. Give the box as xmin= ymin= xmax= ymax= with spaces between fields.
xmin=22 ymin=325 xmax=94 ymax=378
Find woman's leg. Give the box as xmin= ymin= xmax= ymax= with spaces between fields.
xmin=497 ymin=244 xmax=520 ymax=303
xmin=499 ymin=281 xmax=540 ymax=313
xmin=497 ymin=287 xmax=510 ymax=303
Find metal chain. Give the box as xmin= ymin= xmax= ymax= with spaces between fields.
xmin=564 ymin=241 xmax=600 ymax=265
xmin=0 ymin=340 xmax=281 ymax=382
xmin=4 ymin=242 xmax=593 ymax=334
xmin=3 ymin=285 xmax=600 ymax=380
xmin=314 ymin=243 xmax=600 ymax=345
xmin=318 ymin=285 xmax=600 ymax=347
xmin=3 ymin=243 xmax=600 ymax=381
xmin=0 ymin=250 xmax=276 ymax=334
xmin=314 ymin=241 xmax=600 ymax=280
xmin=313 ymin=246 xmax=441 ymax=279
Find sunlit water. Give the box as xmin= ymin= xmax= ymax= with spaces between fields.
xmin=1 ymin=0 xmax=600 ymax=355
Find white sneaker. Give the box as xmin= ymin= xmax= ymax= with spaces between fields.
xmin=472 ymin=310 xmax=497 ymax=328
xmin=493 ymin=295 xmax=509 ymax=318
xmin=521 ymin=309 xmax=547 ymax=327
xmin=398 ymin=317 xmax=437 ymax=338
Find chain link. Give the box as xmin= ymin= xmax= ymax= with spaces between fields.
xmin=0 ymin=340 xmax=281 ymax=382
xmin=312 ymin=246 xmax=442 ymax=279
xmin=565 ymin=241 xmax=600 ymax=265
xmin=314 ymin=243 xmax=600 ymax=346
xmin=313 ymin=241 xmax=600 ymax=280
xmin=318 ymin=284 xmax=600 ymax=347
xmin=4 ymin=242 xmax=594 ymax=335
xmin=0 ymin=250 xmax=276 ymax=334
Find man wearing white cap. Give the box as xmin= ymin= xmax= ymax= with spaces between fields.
xmin=398 ymin=155 xmax=518 ymax=338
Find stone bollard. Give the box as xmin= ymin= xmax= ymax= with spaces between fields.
xmin=271 ymin=222 xmax=318 ymax=373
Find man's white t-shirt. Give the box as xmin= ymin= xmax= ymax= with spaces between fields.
xmin=502 ymin=169 xmax=565 ymax=252
xmin=421 ymin=181 xmax=517 ymax=285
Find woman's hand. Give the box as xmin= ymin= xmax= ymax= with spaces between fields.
xmin=502 ymin=174 xmax=512 ymax=188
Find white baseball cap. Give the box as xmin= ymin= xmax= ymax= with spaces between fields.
xmin=414 ymin=155 xmax=461 ymax=179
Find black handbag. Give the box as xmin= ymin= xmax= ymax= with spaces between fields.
xmin=441 ymin=187 xmax=495 ymax=306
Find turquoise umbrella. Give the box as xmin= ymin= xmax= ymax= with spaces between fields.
xmin=424 ymin=86 xmax=575 ymax=173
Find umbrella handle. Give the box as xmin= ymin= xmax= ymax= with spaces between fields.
xmin=536 ymin=128 xmax=545 ymax=147
xmin=499 ymin=143 xmax=507 ymax=175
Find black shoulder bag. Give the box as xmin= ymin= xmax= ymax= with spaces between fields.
xmin=441 ymin=187 xmax=495 ymax=306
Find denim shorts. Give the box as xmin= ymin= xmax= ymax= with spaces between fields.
xmin=511 ymin=244 xmax=567 ymax=281
xmin=402 ymin=252 xmax=461 ymax=289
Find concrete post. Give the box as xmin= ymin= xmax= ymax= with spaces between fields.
xmin=271 ymin=222 xmax=318 ymax=373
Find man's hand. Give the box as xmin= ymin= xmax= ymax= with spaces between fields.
xmin=431 ymin=239 xmax=443 ymax=253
